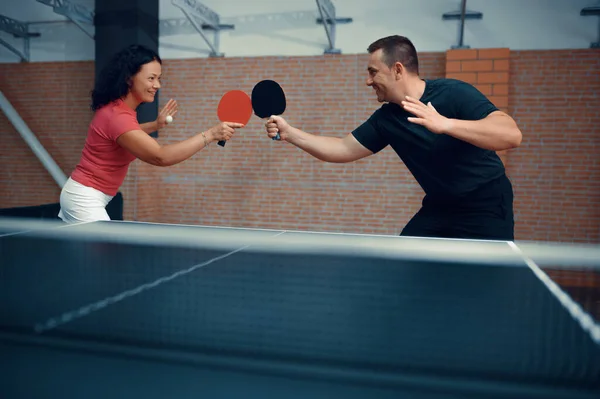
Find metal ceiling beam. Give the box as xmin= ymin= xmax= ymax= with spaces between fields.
xmin=315 ymin=0 xmax=352 ymax=54
xmin=159 ymin=17 xmax=234 ymax=37
xmin=442 ymin=0 xmax=482 ymax=49
xmin=0 ymin=14 xmax=40 ymax=62
xmin=35 ymin=0 xmax=94 ymax=39
xmin=171 ymin=0 xmax=234 ymax=57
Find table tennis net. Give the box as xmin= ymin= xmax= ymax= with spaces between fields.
xmin=1 ymin=218 xmax=600 ymax=392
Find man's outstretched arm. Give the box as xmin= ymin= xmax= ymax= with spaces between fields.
xmin=265 ymin=116 xmax=373 ymax=163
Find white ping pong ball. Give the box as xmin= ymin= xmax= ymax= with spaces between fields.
xmin=166 ymin=115 xmax=173 ymax=124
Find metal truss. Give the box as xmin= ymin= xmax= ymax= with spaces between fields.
xmin=35 ymin=0 xmax=94 ymax=39
xmin=171 ymin=0 xmax=234 ymax=57
xmin=6 ymin=0 xmax=355 ymax=58
xmin=159 ymin=17 xmax=234 ymax=37
xmin=442 ymin=0 xmax=482 ymax=49
xmin=160 ymin=18 xmax=198 ymax=37
xmin=0 ymin=15 xmax=41 ymax=62
xmin=315 ymin=0 xmax=352 ymax=54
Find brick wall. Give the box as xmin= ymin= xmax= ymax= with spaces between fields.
xmin=0 ymin=49 xmax=598 ymax=243
xmin=509 ymin=49 xmax=600 ymax=242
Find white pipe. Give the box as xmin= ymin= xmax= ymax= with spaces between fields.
xmin=0 ymin=89 xmax=67 ymax=188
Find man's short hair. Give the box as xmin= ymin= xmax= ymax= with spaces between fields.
xmin=367 ymin=35 xmax=419 ymax=74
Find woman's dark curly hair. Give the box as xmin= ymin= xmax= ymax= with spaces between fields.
xmin=91 ymin=44 xmax=162 ymax=111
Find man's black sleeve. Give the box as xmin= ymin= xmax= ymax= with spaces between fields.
xmin=452 ymin=81 xmax=500 ymax=120
xmin=351 ymin=108 xmax=388 ymax=154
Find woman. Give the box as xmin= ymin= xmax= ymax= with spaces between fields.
xmin=58 ymin=44 xmax=243 ymax=223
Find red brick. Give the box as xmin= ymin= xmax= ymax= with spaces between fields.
xmin=494 ymin=59 xmax=510 ymax=71
xmin=445 ymin=60 xmax=462 ymax=72
xmin=477 ymin=72 xmax=510 ymax=84
xmin=461 ymin=60 xmax=494 ymax=72
xmin=478 ymin=48 xmax=510 ymax=60
xmin=493 ymin=84 xmax=509 ymax=96
xmin=488 ymin=95 xmax=509 ymax=108
xmin=446 ymin=49 xmax=478 ymax=61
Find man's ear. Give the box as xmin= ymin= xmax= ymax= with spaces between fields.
xmin=393 ymin=62 xmax=404 ymax=80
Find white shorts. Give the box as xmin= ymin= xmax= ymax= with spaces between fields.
xmin=58 ymin=177 xmax=114 ymax=224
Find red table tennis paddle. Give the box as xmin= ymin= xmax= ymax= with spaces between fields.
xmin=251 ymin=80 xmax=286 ymax=141
xmin=216 ymin=90 xmax=253 ymax=147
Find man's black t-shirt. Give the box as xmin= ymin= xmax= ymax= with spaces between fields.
xmin=352 ymin=78 xmax=506 ymax=202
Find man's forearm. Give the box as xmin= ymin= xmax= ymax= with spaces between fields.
xmin=286 ymin=127 xmax=368 ymax=163
xmin=140 ymin=121 xmax=158 ymax=134
xmin=286 ymin=127 xmax=344 ymax=162
xmin=445 ymin=113 xmax=522 ymax=151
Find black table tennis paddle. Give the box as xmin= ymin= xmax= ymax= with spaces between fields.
xmin=251 ymin=79 xmax=286 ymax=140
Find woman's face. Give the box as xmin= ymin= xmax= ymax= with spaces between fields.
xmin=130 ymin=60 xmax=162 ymax=104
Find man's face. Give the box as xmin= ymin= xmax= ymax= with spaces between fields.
xmin=366 ymin=49 xmax=397 ymax=103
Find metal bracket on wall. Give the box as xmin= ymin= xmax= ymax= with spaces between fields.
xmin=171 ymin=0 xmax=234 ymax=57
xmin=35 ymin=0 xmax=95 ymax=39
xmin=0 ymin=14 xmax=40 ymax=62
xmin=581 ymin=3 xmax=600 ymax=48
xmin=442 ymin=0 xmax=482 ymax=49
xmin=315 ymin=0 xmax=352 ymax=54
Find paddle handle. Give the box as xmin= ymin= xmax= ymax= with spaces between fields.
xmin=271 ymin=119 xmax=280 ymax=141
xmin=218 ymin=140 xmax=226 ymax=147
xmin=267 ymin=114 xmax=282 ymax=141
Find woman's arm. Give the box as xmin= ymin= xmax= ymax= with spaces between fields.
xmin=116 ymin=121 xmax=243 ymax=167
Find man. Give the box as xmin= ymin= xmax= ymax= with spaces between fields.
xmin=264 ymin=35 xmax=522 ymax=241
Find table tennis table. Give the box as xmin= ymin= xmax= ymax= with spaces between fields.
xmin=1 ymin=217 xmax=599 ymax=399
